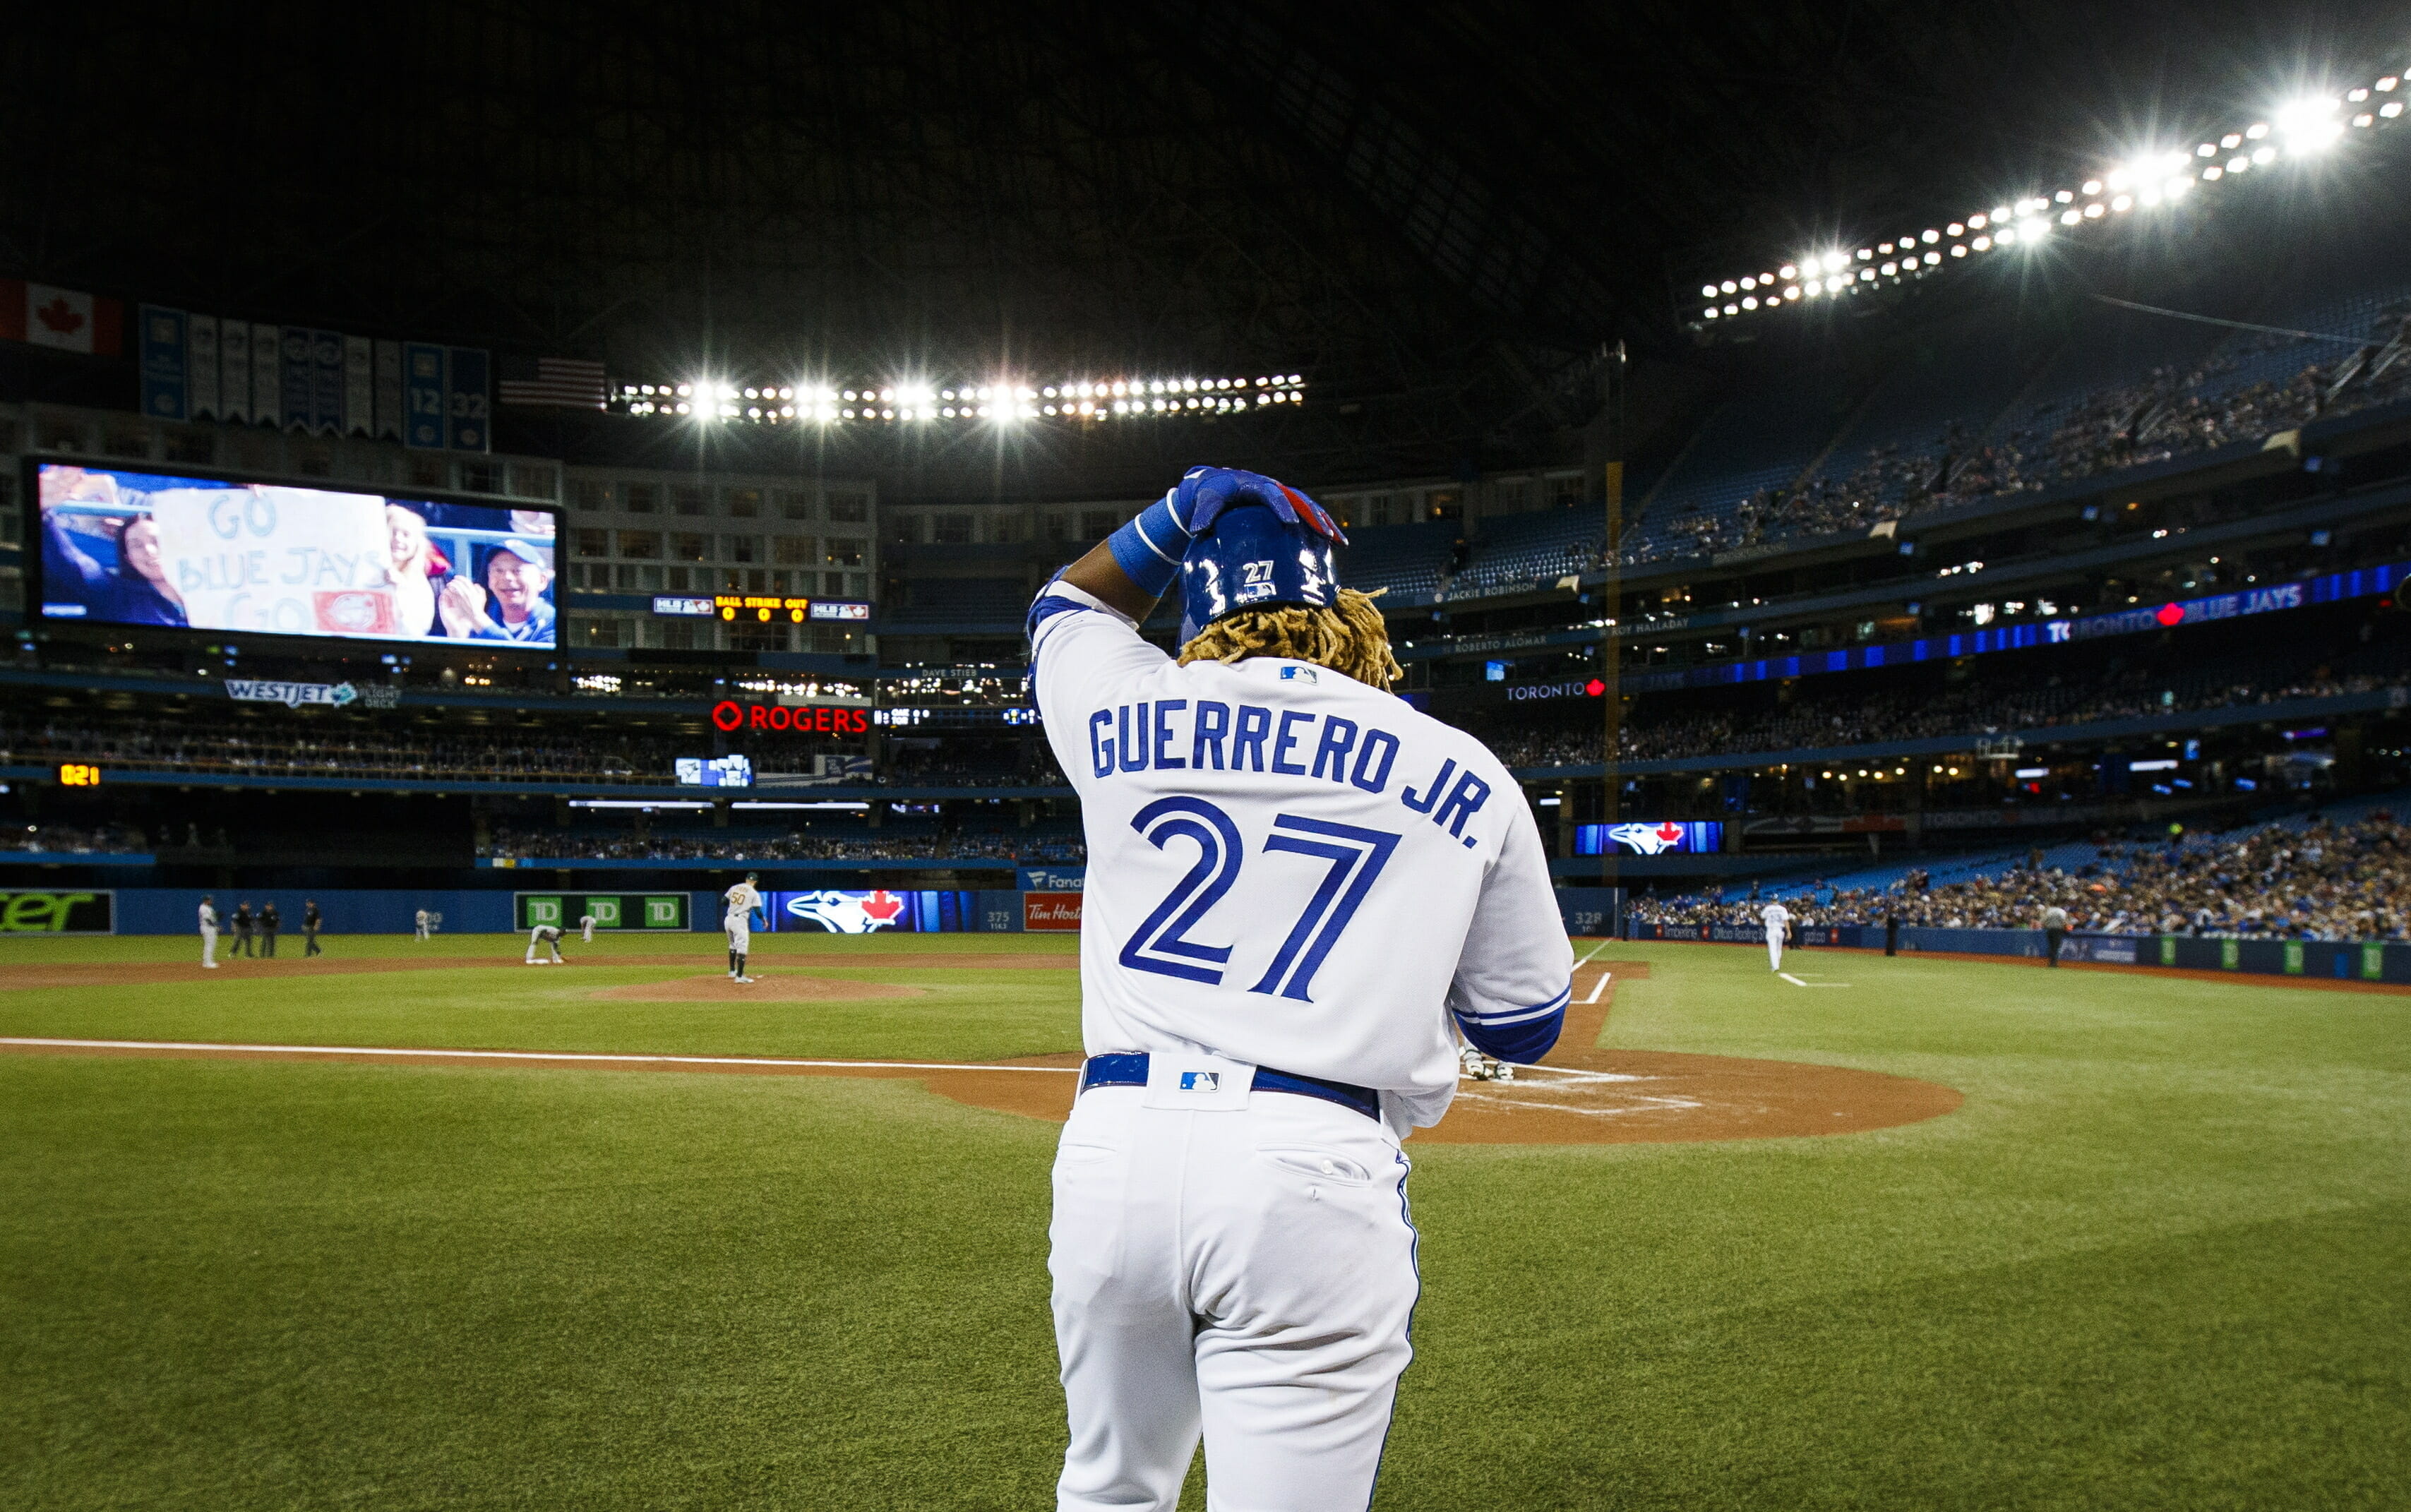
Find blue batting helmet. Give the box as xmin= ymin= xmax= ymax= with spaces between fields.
xmin=1179 ymin=501 xmax=1344 ymax=643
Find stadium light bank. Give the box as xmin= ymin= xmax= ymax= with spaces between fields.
xmin=611 ymin=371 xmax=1307 ymax=426
xmin=1694 ymin=66 xmax=2405 ymax=329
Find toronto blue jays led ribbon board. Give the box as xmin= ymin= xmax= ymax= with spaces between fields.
xmin=1574 ymin=820 xmax=1724 ymax=856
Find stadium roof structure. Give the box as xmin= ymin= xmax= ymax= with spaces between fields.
xmin=2 ymin=1 xmax=2400 ymax=489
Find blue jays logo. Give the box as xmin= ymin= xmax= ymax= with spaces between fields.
xmin=1179 ymin=1071 xmax=1221 ymax=1092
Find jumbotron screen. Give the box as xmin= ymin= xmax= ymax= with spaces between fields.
xmin=32 ymin=461 xmax=559 ymax=649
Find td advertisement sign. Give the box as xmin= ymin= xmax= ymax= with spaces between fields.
xmin=514 ymin=893 xmax=689 ymax=931
xmin=0 ymin=889 xmax=116 ymax=934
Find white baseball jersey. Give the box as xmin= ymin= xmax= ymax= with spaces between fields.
xmin=724 ymin=882 xmax=761 ymax=928
xmin=1761 ymin=903 xmax=1790 ymax=933
xmin=198 ymin=902 xmax=217 ymax=931
xmin=1031 ymin=581 xmax=1571 ymax=1132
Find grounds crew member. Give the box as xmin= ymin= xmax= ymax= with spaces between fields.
xmin=1029 ymin=465 xmax=1570 ymax=1511
xmin=198 ymin=894 xmax=219 ymax=968
xmin=303 ymin=899 xmax=323 ymax=956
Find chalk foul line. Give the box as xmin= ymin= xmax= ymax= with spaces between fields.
xmin=0 ymin=1038 xmax=1079 ymax=1074
xmin=1778 ymin=974 xmax=1850 ymax=988
xmin=1581 ymin=969 xmax=1615 ymax=1004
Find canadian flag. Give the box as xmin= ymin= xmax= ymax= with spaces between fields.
xmin=0 ymin=280 xmax=124 ymax=356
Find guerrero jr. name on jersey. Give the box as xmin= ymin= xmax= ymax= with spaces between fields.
xmin=1086 ymin=699 xmax=1492 ymax=846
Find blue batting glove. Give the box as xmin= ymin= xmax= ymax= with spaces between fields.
xmin=1169 ymin=466 xmax=1348 ymax=545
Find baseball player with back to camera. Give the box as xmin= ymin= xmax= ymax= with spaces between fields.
xmin=1030 ymin=465 xmax=1572 ymax=1510
xmin=725 ymin=871 xmax=765 ymax=982
xmin=1762 ymin=897 xmax=1790 ymax=971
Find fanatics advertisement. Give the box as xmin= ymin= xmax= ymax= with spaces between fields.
xmin=34 ymin=462 xmax=558 ymax=647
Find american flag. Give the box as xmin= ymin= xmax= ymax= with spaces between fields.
xmin=497 ymin=355 xmax=609 ymax=409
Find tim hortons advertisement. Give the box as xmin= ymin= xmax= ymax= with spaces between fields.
xmin=1024 ymin=892 xmax=1083 ymax=932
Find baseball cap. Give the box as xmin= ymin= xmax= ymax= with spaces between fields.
xmin=492 ymin=537 xmax=549 ymax=567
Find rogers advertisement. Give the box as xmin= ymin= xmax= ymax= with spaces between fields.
xmin=1024 ymin=892 xmax=1083 ymax=932
xmin=710 ymin=700 xmax=870 ymax=735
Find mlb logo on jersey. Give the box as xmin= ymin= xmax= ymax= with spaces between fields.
xmin=1179 ymin=1071 xmax=1221 ymax=1093
xmin=1279 ymin=665 xmax=1319 ymax=684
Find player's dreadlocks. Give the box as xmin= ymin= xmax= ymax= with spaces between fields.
xmin=1175 ymin=586 xmax=1403 ymax=690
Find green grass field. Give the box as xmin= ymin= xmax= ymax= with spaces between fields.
xmin=4 ymin=932 xmax=2407 ymax=1509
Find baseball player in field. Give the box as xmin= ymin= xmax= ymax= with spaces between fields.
xmin=525 ymin=923 xmax=565 ymax=965
xmin=198 ymin=894 xmax=219 ymax=968
xmin=1029 ymin=465 xmax=1572 ymax=1510
xmin=580 ymin=911 xmax=597 ymax=943
xmin=724 ymin=872 xmax=764 ymax=982
xmin=1761 ymin=898 xmax=1790 ymax=971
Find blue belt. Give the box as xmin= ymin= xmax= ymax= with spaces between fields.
xmin=1079 ymin=1052 xmax=1381 ymax=1122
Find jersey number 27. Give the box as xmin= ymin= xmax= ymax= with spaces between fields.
xmin=1118 ymin=796 xmax=1400 ymax=1002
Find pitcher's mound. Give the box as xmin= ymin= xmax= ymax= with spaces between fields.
xmin=590 ymin=974 xmax=925 ymax=1002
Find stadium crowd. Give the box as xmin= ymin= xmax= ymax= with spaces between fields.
xmin=1481 ymin=656 xmax=2403 ymax=770
xmin=0 ymin=822 xmax=148 ymax=855
xmin=1631 ymin=812 xmax=2411 ymax=941
xmin=1630 ymin=302 xmax=2411 ymax=560
xmin=480 ymin=823 xmax=1083 ymax=865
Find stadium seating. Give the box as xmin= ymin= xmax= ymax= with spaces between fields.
xmin=1625 ymin=381 xmax=1855 ymax=562
xmin=1449 ymin=508 xmax=1605 ymax=594
xmin=1331 ymin=519 xmax=1456 ymax=600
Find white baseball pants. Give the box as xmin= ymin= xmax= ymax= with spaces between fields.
xmin=1767 ymin=927 xmax=1783 ymax=971
xmin=1050 ymin=1081 xmax=1418 ymax=1511
xmin=200 ymin=926 xmax=216 ymax=967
